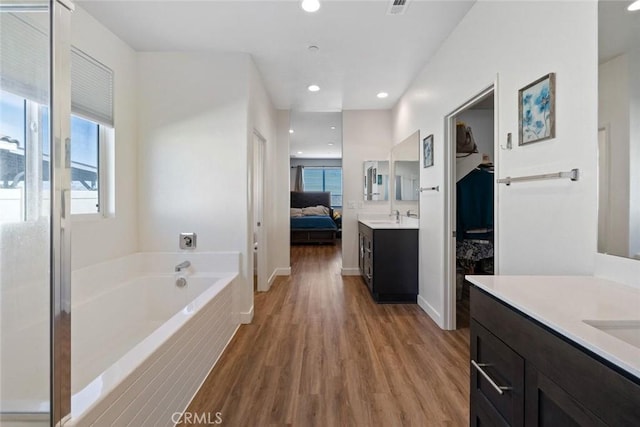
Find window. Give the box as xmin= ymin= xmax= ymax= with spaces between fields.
xmin=0 ymin=90 xmax=27 ymax=222
xmin=1 ymin=11 xmax=114 ymax=221
xmin=303 ymin=167 xmax=343 ymax=207
xmin=1 ymin=91 xmax=106 ymax=221
xmin=70 ymin=116 xmax=100 ymax=214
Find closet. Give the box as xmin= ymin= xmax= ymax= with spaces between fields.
xmin=454 ymin=95 xmax=495 ymax=327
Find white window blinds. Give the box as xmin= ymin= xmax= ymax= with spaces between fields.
xmin=0 ymin=12 xmax=49 ymax=104
xmin=71 ymin=47 xmax=114 ymax=127
xmin=0 ymin=12 xmax=114 ymax=127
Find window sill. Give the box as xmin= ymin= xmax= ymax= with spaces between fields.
xmin=71 ymin=213 xmax=106 ymax=222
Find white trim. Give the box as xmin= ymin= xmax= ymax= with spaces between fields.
xmin=417 ymin=294 xmax=444 ymax=328
xmin=341 ymin=267 xmax=361 ymax=276
xmin=239 ymin=306 xmax=254 ymax=324
xmin=265 ymin=269 xmax=290 ymax=290
xmin=443 ymin=80 xmax=497 ymax=331
xmin=268 ymin=267 xmax=291 ymax=287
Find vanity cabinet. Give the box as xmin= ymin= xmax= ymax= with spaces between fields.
xmin=470 ymin=286 xmax=640 ymax=426
xmin=358 ymin=222 xmax=418 ymax=303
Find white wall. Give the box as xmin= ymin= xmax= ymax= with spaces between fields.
xmin=274 ymin=110 xmax=291 ymax=274
xmin=392 ymin=1 xmax=599 ymax=327
xmin=137 ymin=52 xmax=252 ymax=320
xmin=456 ymin=109 xmax=494 ymax=161
xmin=248 ymin=58 xmax=282 ymax=292
xmin=341 ymin=110 xmax=393 ymax=274
xmin=71 ymin=6 xmax=139 ymax=269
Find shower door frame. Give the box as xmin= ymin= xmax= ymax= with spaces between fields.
xmin=0 ymin=0 xmax=73 ymax=424
xmin=50 ymin=0 xmax=74 ymax=425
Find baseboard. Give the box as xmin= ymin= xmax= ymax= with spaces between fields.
xmin=341 ymin=267 xmax=361 ymax=276
xmin=269 ymin=267 xmax=291 ymax=284
xmin=239 ymin=306 xmax=254 ymax=324
xmin=417 ymin=294 xmax=443 ymax=328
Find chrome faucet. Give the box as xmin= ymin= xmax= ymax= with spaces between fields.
xmin=175 ymin=260 xmax=191 ymax=272
xmin=390 ymin=210 xmax=400 ymax=222
xmin=406 ymin=210 xmax=418 ymax=218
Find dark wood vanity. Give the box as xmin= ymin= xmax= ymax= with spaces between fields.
xmin=470 ymin=285 xmax=640 ymax=426
xmin=358 ymin=221 xmax=418 ymax=303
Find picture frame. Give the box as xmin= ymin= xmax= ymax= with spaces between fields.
xmin=423 ymin=134 xmax=434 ymax=168
xmin=519 ymin=73 xmax=555 ymax=145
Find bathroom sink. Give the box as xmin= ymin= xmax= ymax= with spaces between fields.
xmin=583 ymin=320 xmax=640 ymax=349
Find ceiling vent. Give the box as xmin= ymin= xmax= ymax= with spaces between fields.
xmin=387 ymin=0 xmax=411 ymax=15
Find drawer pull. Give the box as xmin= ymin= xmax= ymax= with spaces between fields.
xmin=471 ymin=360 xmax=512 ymax=395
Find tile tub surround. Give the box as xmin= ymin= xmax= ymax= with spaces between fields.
xmin=466 ymin=275 xmax=640 ymax=380
xmin=65 ymin=251 xmax=241 ymax=426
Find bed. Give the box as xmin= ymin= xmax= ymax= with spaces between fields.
xmin=290 ymin=191 xmax=338 ymax=245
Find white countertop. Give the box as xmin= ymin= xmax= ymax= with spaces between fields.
xmin=358 ymin=218 xmax=418 ymax=230
xmin=466 ymin=275 xmax=640 ymax=379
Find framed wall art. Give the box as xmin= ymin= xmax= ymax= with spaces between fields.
xmin=519 ymin=73 xmax=555 ymax=145
xmin=423 ymin=134 xmax=434 ymax=168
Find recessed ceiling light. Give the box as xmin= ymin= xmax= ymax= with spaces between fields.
xmin=377 ymin=92 xmax=389 ymax=99
xmin=289 ymin=129 xmax=294 ymax=134
xmin=301 ymin=0 xmax=321 ymax=13
xmin=629 ymin=0 xmax=640 ymax=11
xmin=328 ymin=143 xmax=334 ymax=146
xmin=308 ymin=84 xmax=320 ymax=92
xmin=297 ymin=151 xmax=303 ymax=154
xmin=308 ymin=45 xmax=320 ymax=52
xmin=330 ymin=126 xmax=336 ymax=130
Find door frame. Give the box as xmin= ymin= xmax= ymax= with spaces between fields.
xmin=443 ymin=80 xmax=498 ymax=330
xmin=252 ymin=130 xmax=269 ymax=292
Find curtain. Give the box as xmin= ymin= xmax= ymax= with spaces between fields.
xmin=294 ymin=165 xmax=304 ymax=192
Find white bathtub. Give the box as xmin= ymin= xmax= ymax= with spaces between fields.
xmin=1 ymin=252 xmax=240 ymax=426
xmin=63 ymin=251 xmax=240 ymax=426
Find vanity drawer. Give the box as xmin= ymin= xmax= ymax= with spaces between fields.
xmin=471 ymin=320 xmax=524 ymax=426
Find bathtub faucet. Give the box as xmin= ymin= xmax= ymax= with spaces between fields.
xmin=175 ymin=260 xmax=191 ymax=272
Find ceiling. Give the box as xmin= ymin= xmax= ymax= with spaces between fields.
xmin=289 ymin=111 xmax=342 ymax=158
xmin=76 ymin=0 xmax=475 ymax=112
xmin=76 ymin=0 xmax=476 ymax=160
xmin=599 ymin=0 xmax=640 ymax=63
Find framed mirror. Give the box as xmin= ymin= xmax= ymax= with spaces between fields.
xmin=598 ymin=0 xmax=640 ymax=260
xmin=391 ymin=131 xmax=420 ymax=217
xmin=363 ymin=160 xmax=389 ymax=201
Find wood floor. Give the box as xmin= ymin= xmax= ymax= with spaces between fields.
xmin=181 ymin=244 xmax=470 ymax=426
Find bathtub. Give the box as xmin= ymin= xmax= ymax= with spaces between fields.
xmin=64 ymin=252 xmax=240 ymax=426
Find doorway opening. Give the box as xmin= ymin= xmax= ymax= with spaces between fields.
xmin=288 ymin=111 xmax=343 ymax=260
xmin=444 ymin=85 xmax=496 ymax=330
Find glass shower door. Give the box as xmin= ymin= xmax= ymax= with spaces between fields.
xmin=1 ymin=1 xmax=72 ymax=425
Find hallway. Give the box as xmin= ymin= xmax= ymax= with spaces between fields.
xmin=182 ymin=245 xmax=470 ymax=426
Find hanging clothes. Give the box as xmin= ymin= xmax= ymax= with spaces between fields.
xmin=456 ymin=168 xmax=493 ymax=241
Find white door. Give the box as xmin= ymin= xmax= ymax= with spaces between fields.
xmin=252 ymin=132 xmax=268 ymax=291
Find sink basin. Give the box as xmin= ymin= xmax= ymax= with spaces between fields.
xmin=583 ymin=320 xmax=640 ymax=349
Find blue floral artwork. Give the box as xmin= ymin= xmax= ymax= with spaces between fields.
xmin=519 ymin=73 xmax=555 ymax=145
xmin=423 ymin=134 xmax=434 ymax=168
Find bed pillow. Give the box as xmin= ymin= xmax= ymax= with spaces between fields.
xmin=302 ymin=205 xmax=330 ymax=216
xmin=290 ymin=208 xmax=303 ymax=217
